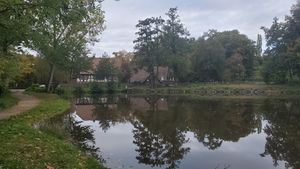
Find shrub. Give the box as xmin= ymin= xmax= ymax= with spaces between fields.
xmin=25 ymin=84 xmax=46 ymax=93
xmin=72 ymin=86 xmax=85 ymax=96
xmin=107 ymin=82 xmax=117 ymax=93
xmin=90 ymin=83 xmax=103 ymax=94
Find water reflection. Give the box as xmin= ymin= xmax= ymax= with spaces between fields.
xmin=38 ymin=113 xmax=105 ymax=164
xmin=60 ymin=95 xmax=300 ymax=169
xmin=261 ymin=99 xmax=300 ymax=169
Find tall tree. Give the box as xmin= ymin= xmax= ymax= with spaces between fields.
xmin=161 ymin=7 xmax=191 ymax=81
xmin=30 ymin=0 xmax=104 ymax=92
xmin=134 ymin=17 xmax=164 ymax=88
xmin=256 ymin=34 xmax=263 ymax=57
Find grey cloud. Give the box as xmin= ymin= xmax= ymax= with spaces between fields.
xmin=90 ymin=0 xmax=296 ymax=56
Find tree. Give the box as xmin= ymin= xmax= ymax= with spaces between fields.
xmin=191 ymin=38 xmax=226 ymax=82
xmin=33 ymin=57 xmax=69 ymax=85
xmin=95 ymin=57 xmax=120 ymax=82
xmin=256 ymin=34 xmax=263 ymax=57
xmin=161 ymin=8 xmax=191 ymax=82
xmin=30 ymin=0 xmax=105 ymax=92
xmin=134 ymin=17 xmax=164 ymax=88
xmin=0 ymin=0 xmax=34 ymax=56
xmin=205 ymin=30 xmax=256 ymax=79
xmin=261 ymin=1 xmax=300 ymax=83
xmin=112 ymin=50 xmax=134 ymax=83
xmin=14 ymin=54 xmax=36 ymax=88
xmin=0 ymin=57 xmax=19 ymax=95
xmin=224 ymin=52 xmax=246 ymax=81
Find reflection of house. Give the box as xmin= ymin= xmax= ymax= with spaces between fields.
xmin=130 ymin=97 xmax=168 ymax=112
xmin=74 ymin=96 xmax=169 ymax=121
xmin=130 ymin=67 xmax=175 ymax=84
xmin=130 ymin=98 xmax=150 ymax=112
xmin=75 ymin=105 xmax=97 ymax=121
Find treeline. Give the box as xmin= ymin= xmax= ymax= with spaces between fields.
xmin=0 ymin=0 xmax=105 ymax=94
xmin=133 ymin=8 xmax=259 ymax=86
xmin=133 ymin=2 xmax=300 ymax=85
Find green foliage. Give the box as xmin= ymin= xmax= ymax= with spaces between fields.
xmin=204 ymin=30 xmax=256 ymax=79
xmin=90 ymin=83 xmax=104 ymax=94
xmin=25 ymin=84 xmax=46 ymax=93
xmin=133 ymin=8 xmax=256 ymax=83
xmin=160 ymin=8 xmax=192 ymax=81
xmin=261 ymin=56 xmax=288 ymax=84
xmin=107 ymin=82 xmax=117 ymax=93
xmin=28 ymin=0 xmax=105 ymax=92
xmin=261 ymin=1 xmax=300 ymax=84
xmin=0 ymin=92 xmax=18 ymax=110
xmin=192 ymin=38 xmax=226 ymax=82
xmin=224 ymin=53 xmax=246 ymax=81
xmin=0 ymin=0 xmax=33 ymax=55
xmin=134 ymin=17 xmax=165 ymax=88
xmin=0 ymin=56 xmax=20 ymax=90
xmin=73 ymin=86 xmax=85 ymax=96
xmin=95 ymin=57 xmax=120 ymax=82
xmin=33 ymin=57 xmax=69 ymax=85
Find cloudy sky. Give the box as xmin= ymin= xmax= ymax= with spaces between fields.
xmin=90 ymin=0 xmax=296 ymax=56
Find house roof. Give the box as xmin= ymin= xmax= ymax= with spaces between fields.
xmin=130 ymin=68 xmax=150 ymax=83
xmin=155 ymin=67 xmax=170 ymax=80
xmin=130 ymin=66 xmax=171 ymax=83
xmin=91 ymin=58 xmax=101 ymax=70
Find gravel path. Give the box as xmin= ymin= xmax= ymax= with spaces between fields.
xmin=0 ymin=90 xmax=40 ymax=120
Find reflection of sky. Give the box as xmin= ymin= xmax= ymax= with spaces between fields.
xmin=73 ymin=112 xmax=287 ymax=169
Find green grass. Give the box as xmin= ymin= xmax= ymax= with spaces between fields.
xmin=0 ymin=92 xmax=18 ymax=111
xmin=0 ymin=94 xmax=104 ymax=169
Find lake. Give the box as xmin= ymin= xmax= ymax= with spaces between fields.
xmin=41 ymin=95 xmax=300 ymax=169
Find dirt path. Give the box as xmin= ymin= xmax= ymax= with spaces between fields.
xmin=0 ymin=90 xmax=40 ymax=120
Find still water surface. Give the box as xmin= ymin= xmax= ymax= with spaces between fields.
xmin=42 ymin=95 xmax=300 ymax=169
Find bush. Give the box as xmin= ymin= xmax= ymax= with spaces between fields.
xmin=107 ymin=82 xmax=117 ymax=93
xmin=72 ymin=86 xmax=85 ymax=96
xmin=0 ymin=92 xmax=18 ymax=110
xmin=0 ymin=83 xmax=7 ymax=96
xmin=90 ymin=83 xmax=103 ymax=94
xmin=25 ymin=84 xmax=46 ymax=93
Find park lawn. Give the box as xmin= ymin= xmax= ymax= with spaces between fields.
xmin=0 ymin=92 xmax=18 ymax=111
xmin=0 ymin=94 xmax=103 ymax=169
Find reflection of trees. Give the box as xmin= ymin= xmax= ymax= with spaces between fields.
xmin=131 ymin=96 xmax=190 ymax=169
xmin=93 ymin=95 xmax=131 ymax=132
xmin=172 ymin=98 xmax=262 ymax=150
xmin=83 ymin=95 xmax=264 ymax=168
xmin=66 ymin=115 xmax=104 ymax=163
xmin=39 ymin=114 xmax=105 ymax=164
xmin=132 ymin=120 xmax=190 ymax=169
xmin=261 ymin=99 xmax=300 ymax=169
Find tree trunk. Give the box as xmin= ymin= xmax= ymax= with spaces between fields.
xmin=150 ymin=67 xmax=156 ymax=89
xmin=47 ymin=64 xmax=55 ymax=93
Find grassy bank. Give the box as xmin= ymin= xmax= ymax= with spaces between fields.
xmin=128 ymin=83 xmax=300 ymax=97
xmin=0 ymin=92 xmax=18 ymax=111
xmin=56 ymin=82 xmax=300 ymax=98
xmin=0 ymin=94 xmax=103 ymax=169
